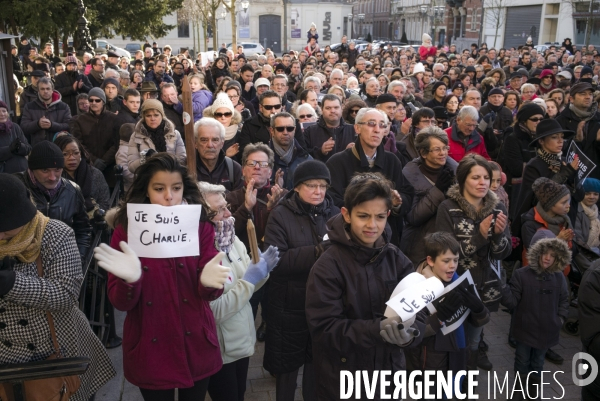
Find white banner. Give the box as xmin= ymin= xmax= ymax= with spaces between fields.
xmin=385 ymin=273 xmax=445 ymax=322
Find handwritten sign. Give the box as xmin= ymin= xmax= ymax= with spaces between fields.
xmin=567 ymin=142 xmax=596 ymax=182
xmin=385 ymin=273 xmax=444 ymax=322
xmin=127 ymin=204 xmax=202 ymax=258
xmin=427 ymin=271 xmax=476 ymax=335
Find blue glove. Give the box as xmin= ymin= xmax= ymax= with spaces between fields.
xmin=262 ymin=245 xmax=280 ymax=271
xmin=242 ymin=257 xmax=268 ymax=286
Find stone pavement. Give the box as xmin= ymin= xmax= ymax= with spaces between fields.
xmin=96 ymin=306 xmax=583 ymax=400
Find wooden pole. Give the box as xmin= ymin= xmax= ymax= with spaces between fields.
xmin=181 ymin=76 xmax=197 ymax=181
xmin=247 ymin=220 xmax=260 ymax=264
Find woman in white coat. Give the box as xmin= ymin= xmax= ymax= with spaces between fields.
xmin=197 ymin=182 xmax=279 ymax=401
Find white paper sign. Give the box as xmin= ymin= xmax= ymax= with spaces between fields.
xmin=126 ymin=204 xmax=202 ymax=258
xmin=385 ymin=273 xmax=445 ymax=322
xmin=426 ymin=271 xmax=476 ymax=335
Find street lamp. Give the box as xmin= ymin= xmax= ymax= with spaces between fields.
xmin=358 ymin=13 xmax=365 ymax=38
xmin=348 ymin=14 xmax=353 ymax=39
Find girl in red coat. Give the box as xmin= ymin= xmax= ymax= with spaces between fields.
xmin=94 ymin=153 xmax=229 ymax=401
xmin=419 ymin=33 xmax=437 ymax=60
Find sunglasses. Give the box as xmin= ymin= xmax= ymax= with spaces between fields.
xmin=299 ymin=114 xmax=313 ymax=119
xmin=528 ymin=117 xmax=544 ymax=122
xmin=89 ymin=98 xmax=103 ymax=103
xmin=350 ymin=109 xmax=360 ymax=114
xmin=274 ymin=126 xmax=295 ymax=132
xmin=262 ymin=104 xmax=282 ymax=110
xmin=214 ymin=112 xmax=233 ymax=118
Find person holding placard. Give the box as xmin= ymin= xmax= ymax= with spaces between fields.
xmin=197 ymin=182 xmax=280 ymax=401
xmin=93 ymin=153 xmax=228 ymax=401
xmin=305 ymin=173 xmax=425 ymax=401
xmin=405 ymin=232 xmax=489 ymax=397
xmin=436 ymin=154 xmax=512 ymax=371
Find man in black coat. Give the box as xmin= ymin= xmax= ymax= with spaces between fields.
xmin=326 ymin=108 xmax=415 ymax=245
xmin=54 ymin=54 xmax=92 ymax=115
xmin=304 ymin=94 xmax=356 ymax=162
xmin=479 ymin=88 xmax=514 ymax=160
xmin=239 ymin=91 xmax=282 ymax=156
xmin=238 ymin=64 xmax=256 ymax=101
xmin=114 ymin=88 xmax=141 ymax=129
xmin=556 ymin=82 xmax=600 ymax=180
xmin=11 ymin=45 xmax=24 ymax=81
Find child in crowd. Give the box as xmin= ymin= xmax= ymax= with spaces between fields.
xmin=307 ymin=23 xmax=319 ymax=43
xmin=405 ymin=232 xmax=489 ymax=398
xmin=575 ymin=178 xmax=600 ymax=253
xmin=305 ymin=173 xmax=425 ymax=400
xmin=501 ymin=229 xmax=570 ymax=395
xmin=174 ymin=73 xmax=213 ymax=122
xmin=490 ymin=161 xmax=509 ymax=210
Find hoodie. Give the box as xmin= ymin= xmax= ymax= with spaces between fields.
xmin=538 ymin=69 xmax=557 ymax=95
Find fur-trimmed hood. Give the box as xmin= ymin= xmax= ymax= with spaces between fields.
xmin=527 ymin=237 xmax=571 ymax=274
xmin=446 ymin=183 xmax=499 ymax=221
xmin=486 ymin=68 xmax=506 ymax=84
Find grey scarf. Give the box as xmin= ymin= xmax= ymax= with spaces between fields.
xmin=273 ymin=141 xmax=294 ymax=165
xmin=569 ymin=102 xmax=598 ymax=122
xmin=535 ymin=202 xmax=573 ymax=236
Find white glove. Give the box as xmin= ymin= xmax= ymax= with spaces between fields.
xmin=380 ymin=318 xmax=420 ymax=347
xmin=200 ymin=252 xmax=229 ymax=289
xmin=94 ymin=242 xmax=142 ymax=283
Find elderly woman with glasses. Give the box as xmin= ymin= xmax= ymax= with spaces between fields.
xmin=296 ymin=103 xmax=317 ymax=125
xmin=401 ymin=126 xmax=458 ymax=264
xmin=521 ymin=83 xmax=538 ymax=102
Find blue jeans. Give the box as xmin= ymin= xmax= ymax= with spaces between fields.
xmin=514 ymin=341 xmax=547 ymax=378
xmin=464 ymin=319 xmax=484 ymax=351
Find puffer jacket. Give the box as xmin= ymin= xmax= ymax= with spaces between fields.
xmin=436 ymin=184 xmax=512 ymax=311
xmin=501 ymin=238 xmax=570 ymax=349
xmin=20 ymin=90 xmax=72 ymax=145
xmin=210 ymin=236 xmax=266 ymax=364
xmin=303 ymin=116 xmax=356 ymax=162
xmin=127 ymin=118 xmax=186 ymax=173
xmin=306 ymin=214 xmax=426 ymax=401
xmin=14 ymin=172 xmax=92 ymax=259
xmin=400 ymin=157 xmax=458 ymax=264
xmin=263 ymin=191 xmax=339 ymax=374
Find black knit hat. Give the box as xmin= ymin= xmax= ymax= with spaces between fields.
xmin=376 ymin=93 xmax=398 ymax=105
xmin=488 ymin=87 xmax=504 ymax=97
xmin=532 ymin=177 xmax=570 ymax=211
xmin=0 ymin=173 xmax=37 ymax=231
xmin=432 ymin=81 xmax=447 ymax=94
xmin=516 ymin=103 xmax=545 ymax=123
xmin=28 ymin=141 xmax=64 ymax=170
xmin=293 ymin=160 xmax=331 ymax=187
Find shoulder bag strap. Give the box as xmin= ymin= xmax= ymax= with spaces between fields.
xmin=35 ymin=255 xmax=61 ymax=357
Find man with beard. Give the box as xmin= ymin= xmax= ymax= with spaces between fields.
xmin=55 ymin=54 xmax=92 ymax=115
xmin=41 ymin=42 xmax=61 ymax=68
xmin=20 ymin=77 xmax=71 ymax=145
xmin=144 ymin=59 xmax=173 ymax=88
xmin=88 ymin=58 xmax=105 ymax=88
xmin=520 ymin=52 xmax=533 ymax=71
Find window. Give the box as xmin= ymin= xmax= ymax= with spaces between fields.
xmin=177 ymin=11 xmax=190 ymax=38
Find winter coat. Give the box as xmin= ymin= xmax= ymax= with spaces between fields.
xmin=405 ymin=265 xmax=489 ymax=373
xmin=70 ymin=110 xmax=119 ymax=167
xmin=269 ymin=139 xmax=312 ymax=191
xmin=174 ymin=90 xmax=212 ymax=122
xmin=20 ymin=91 xmax=72 ymax=145
xmin=0 ymin=219 xmax=115 ymax=400
xmin=116 ymin=140 xmax=134 ymax=192
xmin=105 ymin=95 xmax=123 ymax=114
xmin=520 ymin=206 xmax=574 ymax=252
xmin=556 ymin=105 xmax=600 ymax=180
xmin=162 ymin=102 xmax=185 ymax=138
xmin=419 ymin=45 xmax=437 ymax=60
xmin=512 ymin=156 xmax=584 ymax=234
xmin=400 ymin=157 xmax=458 ymax=264
xmin=238 ymin=113 xmax=271 ymax=157
xmin=501 ymin=238 xmax=570 ymax=349
xmin=143 ymin=70 xmax=174 ymax=87
xmin=114 ymin=105 xmax=140 ymax=128
xmin=399 ymin=128 xmax=419 ymax=160
xmin=538 ymin=69 xmax=557 ymax=96
xmin=303 ymin=116 xmax=356 ymax=163
xmin=498 ymin=124 xmax=536 ymax=200
xmin=108 ymin=222 xmax=223 ymax=390
xmin=18 ymin=85 xmax=38 ymax=113
xmin=326 ymin=140 xmax=415 ymax=245
xmin=263 ymin=191 xmax=340 ymax=374
xmin=578 ymin=261 xmax=600 ymax=397
xmin=54 ymin=71 xmax=92 ymax=115
xmin=445 ymin=123 xmax=491 ymax=162
xmin=127 ymin=118 xmax=186 ymax=174
xmin=210 ymin=236 xmax=265 ymax=364
xmin=436 ymin=184 xmax=512 ymax=311
xmin=480 ymin=104 xmax=513 ymax=137
xmin=195 ymin=150 xmax=243 ymax=193
xmin=0 ymin=124 xmax=30 ymax=174
xmin=14 ymin=172 xmax=92 ymax=259
xmin=305 ymin=214 xmax=426 ymax=401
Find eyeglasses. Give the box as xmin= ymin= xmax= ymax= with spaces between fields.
xmin=299 ymin=114 xmax=313 ymax=119
xmin=528 ymin=117 xmax=544 ymax=122
xmin=303 ymin=183 xmax=329 ymax=191
xmin=274 ymin=126 xmax=295 ymax=132
xmin=357 ymin=121 xmax=389 ymax=128
xmin=214 ymin=112 xmax=233 ymax=118
xmin=228 ymin=95 xmax=240 ymax=101
xmin=89 ymin=98 xmax=103 ymax=103
xmin=215 ymin=203 xmax=231 ymax=214
xmin=419 ymin=119 xmax=435 ymax=125
xmin=262 ymin=104 xmax=282 ymax=110
xmin=428 ymin=146 xmax=450 ymax=154
xmin=63 ymin=151 xmax=81 ymax=158
xmin=350 ymin=109 xmax=360 ymax=114
xmin=245 ymin=160 xmax=271 ymax=168
xmin=447 ymin=101 xmax=459 ymax=105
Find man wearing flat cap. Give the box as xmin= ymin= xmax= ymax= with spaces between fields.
xmin=18 ymin=70 xmax=45 ymax=112
xmin=556 ymin=82 xmax=600 ymax=180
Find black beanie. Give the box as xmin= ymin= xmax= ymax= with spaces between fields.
xmin=28 ymin=141 xmax=65 ymax=170
xmin=516 ymin=103 xmax=545 ymax=123
xmin=488 ymin=87 xmax=504 ymax=97
xmin=532 ymin=177 xmax=570 ymax=211
xmin=293 ymin=160 xmax=331 ymax=188
xmin=0 ymin=173 xmax=37 ymax=231
xmin=432 ymin=81 xmax=447 ymax=94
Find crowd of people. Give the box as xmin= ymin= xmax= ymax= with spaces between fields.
xmin=2 ymin=33 xmax=600 ymax=400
